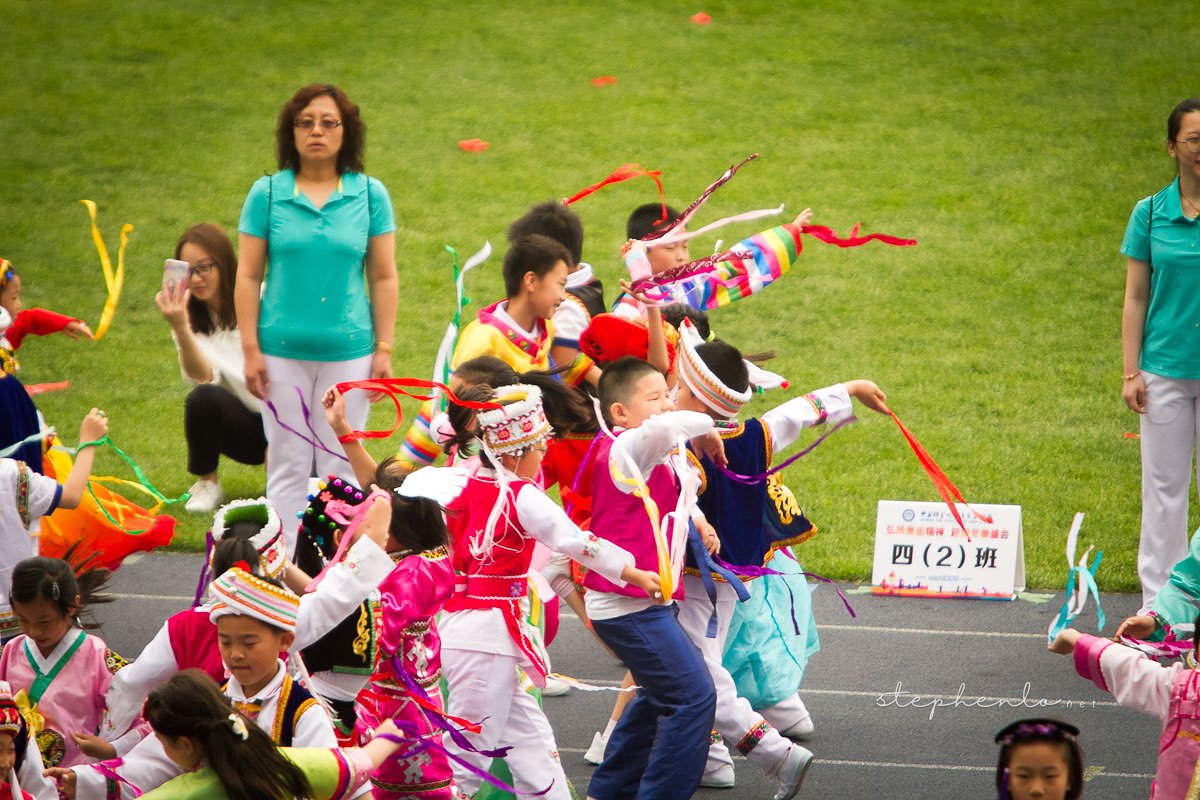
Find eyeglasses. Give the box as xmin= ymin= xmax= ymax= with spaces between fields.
xmin=294 ymin=118 xmax=343 ymax=131
xmin=1176 ymin=137 xmax=1200 ymax=154
xmin=188 ymin=261 xmax=216 ymax=279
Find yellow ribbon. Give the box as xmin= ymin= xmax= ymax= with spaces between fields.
xmin=13 ymin=689 xmax=44 ymax=736
xmin=607 ymin=457 xmax=675 ymax=601
xmin=79 ymin=199 xmax=133 ymax=341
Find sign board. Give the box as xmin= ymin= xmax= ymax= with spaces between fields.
xmin=871 ymin=501 xmax=1025 ymax=600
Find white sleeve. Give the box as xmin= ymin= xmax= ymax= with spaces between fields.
xmin=16 ymin=742 xmax=56 ymax=800
xmin=102 ymin=620 xmax=179 ymax=738
xmin=514 ymin=485 xmax=634 ymax=587
xmin=1100 ymin=643 xmax=1177 ymax=720
xmin=72 ymin=734 xmax=182 ymax=800
xmin=552 ymin=300 xmax=589 ymax=344
xmin=761 ymin=384 xmax=854 ymax=453
xmin=293 ymin=536 xmax=393 ymax=651
xmin=291 ymin=702 xmax=339 ymax=747
xmin=26 ymin=467 xmax=62 ymax=522
xmin=609 ymin=411 xmax=714 ymax=491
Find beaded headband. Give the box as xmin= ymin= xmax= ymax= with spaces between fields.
xmin=476 ymin=384 xmax=553 ymax=455
xmin=209 ymin=567 xmax=299 ymax=633
xmin=995 ymin=718 xmax=1079 ymax=746
xmin=676 ymin=318 xmax=790 ymax=419
xmin=209 ymin=499 xmax=287 ymax=578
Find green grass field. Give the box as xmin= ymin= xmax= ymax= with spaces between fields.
xmin=2 ymin=1 xmax=1194 ymax=591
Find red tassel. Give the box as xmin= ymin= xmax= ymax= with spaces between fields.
xmin=888 ymin=409 xmax=992 ymax=537
xmin=564 ymin=163 xmax=667 ymax=223
xmin=334 ymin=378 xmax=503 ymax=443
xmin=801 ymin=223 xmax=917 ymax=248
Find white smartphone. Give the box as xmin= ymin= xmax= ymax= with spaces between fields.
xmin=162 ymin=259 xmax=189 ymax=294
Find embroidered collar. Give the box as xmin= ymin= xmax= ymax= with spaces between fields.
xmin=477 ymin=301 xmax=548 ymax=361
xmin=25 ymin=628 xmax=85 ymax=674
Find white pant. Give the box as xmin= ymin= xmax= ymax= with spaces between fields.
xmin=441 ymin=648 xmax=572 ymax=799
xmin=1138 ymin=372 xmax=1200 ymax=607
xmin=677 ymin=574 xmax=793 ymax=777
xmin=760 ymin=693 xmax=810 ymax=732
xmin=262 ymin=354 xmax=371 ymax=557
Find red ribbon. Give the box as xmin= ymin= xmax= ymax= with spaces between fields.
xmin=564 ymin=163 xmax=667 ymax=224
xmin=888 ymin=409 xmax=992 ymax=537
xmin=333 ymin=377 xmax=502 ymax=443
xmin=800 ymin=223 xmax=917 ymax=248
xmin=642 ymin=153 xmax=759 ymax=242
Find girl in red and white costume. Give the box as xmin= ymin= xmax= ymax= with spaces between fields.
xmin=437 ymin=383 xmax=660 ymax=799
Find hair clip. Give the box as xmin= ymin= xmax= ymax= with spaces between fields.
xmin=50 ymin=581 xmax=60 ymax=601
xmin=228 ymin=713 xmax=249 ymax=741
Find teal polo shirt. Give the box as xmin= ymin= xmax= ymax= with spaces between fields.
xmin=239 ymin=169 xmax=395 ymax=361
xmin=1121 ymin=176 xmax=1200 ymax=379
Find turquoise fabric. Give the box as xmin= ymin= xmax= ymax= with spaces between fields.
xmin=721 ymin=548 xmax=820 ymax=709
xmin=1121 ymin=177 xmax=1200 ymax=379
xmin=1149 ymin=530 xmax=1200 ymax=639
xmin=239 ymin=169 xmax=394 ymax=361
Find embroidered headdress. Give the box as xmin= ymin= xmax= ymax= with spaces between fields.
xmin=476 ymin=384 xmax=553 ymax=456
xmin=209 ymin=568 xmax=299 ymax=633
xmin=209 ymin=499 xmax=287 ymax=579
xmin=675 ymin=318 xmax=788 ymax=419
xmin=0 ymin=681 xmax=21 ymax=739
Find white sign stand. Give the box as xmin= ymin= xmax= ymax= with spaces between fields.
xmin=870 ymin=500 xmax=1025 ymax=600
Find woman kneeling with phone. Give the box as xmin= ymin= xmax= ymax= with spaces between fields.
xmin=157 ymin=223 xmax=267 ymax=513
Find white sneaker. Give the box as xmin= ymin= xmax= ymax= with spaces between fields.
xmin=541 ymin=676 xmax=570 ymax=697
xmin=780 ymin=714 xmax=815 ymax=740
xmin=184 ymin=479 xmax=224 ymax=514
xmin=773 ymin=746 xmax=813 ymax=800
xmin=584 ymin=731 xmax=608 ymax=765
xmin=700 ymin=764 xmax=736 ymax=789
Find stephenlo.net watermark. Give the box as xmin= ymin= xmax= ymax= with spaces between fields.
xmin=875 ymin=682 xmax=1101 ymax=721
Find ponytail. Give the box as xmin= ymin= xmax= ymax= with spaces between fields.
xmin=519 ymin=370 xmax=598 ymax=435
xmin=144 ymin=671 xmax=312 ymax=800
xmin=442 ymin=384 xmax=496 ymax=461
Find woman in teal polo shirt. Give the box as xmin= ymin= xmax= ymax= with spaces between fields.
xmin=1121 ymin=97 xmax=1200 ymax=608
xmin=235 ymin=83 xmax=397 ymax=556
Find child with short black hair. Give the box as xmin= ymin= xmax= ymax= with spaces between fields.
xmin=583 ymin=355 xmax=730 ymax=800
xmin=63 ymin=564 xmax=367 ymax=800
xmin=671 ymin=321 xmax=888 ymax=796
xmin=451 ymin=235 xmax=591 ymax=385
xmin=993 ymin=718 xmax=1083 ymax=800
xmin=508 ymin=200 xmax=605 ymax=386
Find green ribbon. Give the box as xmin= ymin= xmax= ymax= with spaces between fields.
xmin=77 ymin=435 xmax=189 ymax=534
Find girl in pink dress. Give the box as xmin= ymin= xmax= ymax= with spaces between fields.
xmin=0 ymin=555 xmax=135 ymax=769
xmin=353 ymin=470 xmax=465 ymax=800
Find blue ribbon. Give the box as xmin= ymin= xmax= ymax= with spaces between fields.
xmin=1047 ymin=550 xmax=1104 ymax=643
xmin=687 ymin=522 xmax=750 ymax=638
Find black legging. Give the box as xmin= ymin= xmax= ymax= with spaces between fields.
xmin=184 ymin=383 xmax=267 ymax=475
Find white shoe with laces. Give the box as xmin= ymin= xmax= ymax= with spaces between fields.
xmin=584 ymin=731 xmax=608 ymax=765
xmin=773 ymin=745 xmax=814 ymax=800
xmin=184 ymin=479 xmax=224 ymax=514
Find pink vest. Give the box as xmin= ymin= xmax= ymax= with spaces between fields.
xmin=1155 ymin=669 xmax=1200 ymax=798
xmin=582 ymin=433 xmax=686 ymax=599
xmin=167 ymin=606 xmax=226 ymax=682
